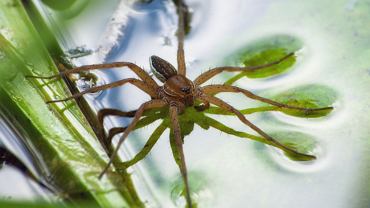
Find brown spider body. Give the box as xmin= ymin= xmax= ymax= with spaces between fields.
xmin=152 ymin=56 xmax=196 ymax=109
xmin=28 ymin=1 xmax=334 ymax=207
xmin=161 ymin=76 xmax=195 ymax=108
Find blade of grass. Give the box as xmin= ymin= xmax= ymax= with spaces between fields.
xmin=0 ymin=0 xmax=143 ymax=207
xmin=0 ymin=32 xmax=130 ymax=208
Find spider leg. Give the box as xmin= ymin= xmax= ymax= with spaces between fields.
xmin=98 ymin=100 xmax=167 ymax=179
xmin=104 ymin=112 xmax=166 ymax=148
xmin=169 ymin=104 xmax=192 ymax=207
xmin=46 ymin=78 xmax=157 ymax=103
xmin=26 ymin=62 xmax=158 ymax=89
xmin=116 ymin=121 xmax=167 ymax=170
xmin=194 ymin=52 xmax=294 ymax=85
xmin=175 ymin=0 xmax=188 ymax=76
xmin=97 ymin=108 xmax=137 ymax=148
xmin=198 ymin=93 xmax=316 ymax=160
xmin=201 ymin=85 xmax=333 ymax=112
xmin=105 ymin=127 xmax=127 ymax=146
xmin=98 ymin=107 xmax=166 ymax=154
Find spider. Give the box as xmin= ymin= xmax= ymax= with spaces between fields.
xmin=29 ymin=0 xmax=333 ymax=207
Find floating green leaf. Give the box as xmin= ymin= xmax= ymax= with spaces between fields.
xmin=272 ymin=84 xmax=337 ymax=118
xmin=268 ymin=131 xmax=318 ymax=161
xmin=225 ymin=35 xmax=303 ymax=84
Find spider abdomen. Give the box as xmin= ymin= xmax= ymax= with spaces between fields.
xmin=150 ymin=55 xmax=177 ymax=82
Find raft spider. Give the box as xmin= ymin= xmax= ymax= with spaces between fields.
xmin=28 ymin=0 xmax=333 ymax=207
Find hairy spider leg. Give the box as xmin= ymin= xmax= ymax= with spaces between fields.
xmin=98 ymin=107 xmax=167 ymax=155
xmin=175 ymin=0 xmax=188 ymax=76
xmin=198 ymin=93 xmax=316 ymax=160
xmin=170 ymin=1 xmax=193 ymax=205
xmin=169 ymin=105 xmax=192 ymax=207
xmin=45 ymin=78 xmax=157 ymax=103
xmin=97 ymin=108 xmax=137 ymax=149
xmin=26 ymin=62 xmax=158 ymax=89
xmin=201 ymin=85 xmax=333 ymax=112
xmin=106 ymin=127 xmax=127 ymax=144
xmin=194 ymin=52 xmax=294 ymax=86
xmin=105 ymin=113 xmax=165 ymax=146
xmin=98 ymin=100 xmax=167 ymax=179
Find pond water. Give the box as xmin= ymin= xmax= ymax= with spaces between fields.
xmin=0 ymin=103 xmax=53 ymax=201
xmin=2 ymin=0 xmax=369 ymax=207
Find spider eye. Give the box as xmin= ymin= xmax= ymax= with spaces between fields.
xmin=181 ymin=86 xmax=191 ymax=93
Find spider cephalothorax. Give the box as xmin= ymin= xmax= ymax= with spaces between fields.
xmin=161 ymin=74 xmax=196 ymax=107
xmin=29 ymin=0 xmax=333 ymax=207
xmin=151 ymin=56 xmax=196 ymax=108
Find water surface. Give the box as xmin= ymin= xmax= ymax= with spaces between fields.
xmin=26 ymin=0 xmax=370 ymax=207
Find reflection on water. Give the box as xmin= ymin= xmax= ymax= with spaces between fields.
xmin=15 ymin=0 xmax=370 ymax=207
xmin=0 ymin=106 xmax=53 ymax=201
xmin=170 ymin=171 xmax=213 ymax=208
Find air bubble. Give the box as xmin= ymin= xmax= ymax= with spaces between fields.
xmin=74 ymin=73 xmax=105 ymax=98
